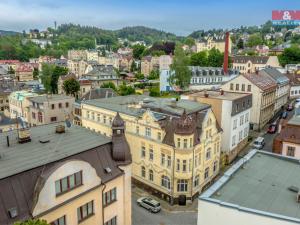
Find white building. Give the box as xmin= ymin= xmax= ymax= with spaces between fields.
xmin=259 ymin=67 xmax=290 ymax=112
xmin=198 ymin=150 xmax=300 ymax=225
xmin=183 ymin=90 xmax=252 ymax=164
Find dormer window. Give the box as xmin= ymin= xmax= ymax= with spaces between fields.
xmin=55 ymin=171 xmax=82 ymax=196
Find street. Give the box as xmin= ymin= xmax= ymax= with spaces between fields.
xmin=132 ymin=194 xmax=197 ymax=225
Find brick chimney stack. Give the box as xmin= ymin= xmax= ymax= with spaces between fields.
xmin=223 ymin=32 xmax=229 ymax=75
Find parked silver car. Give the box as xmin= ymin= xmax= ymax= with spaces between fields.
xmin=137 ymin=197 xmax=161 ymax=213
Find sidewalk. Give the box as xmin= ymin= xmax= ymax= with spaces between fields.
xmin=132 ymin=185 xmax=198 ymax=213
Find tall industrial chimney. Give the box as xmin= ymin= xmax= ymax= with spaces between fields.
xmin=223 ymin=32 xmax=230 ymax=74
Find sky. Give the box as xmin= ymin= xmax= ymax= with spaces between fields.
xmin=0 ymin=0 xmax=299 ymax=36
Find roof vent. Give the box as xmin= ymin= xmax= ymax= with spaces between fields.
xmin=104 ymin=167 xmax=112 ymax=173
xmin=56 ymin=125 xmax=65 ymax=134
xmin=8 ymin=207 xmax=18 ymax=218
xmin=288 ymin=186 xmax=299 ymax=193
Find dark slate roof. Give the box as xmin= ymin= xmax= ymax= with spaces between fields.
xmin=233 ymin=55 xmax=269 ymax=64
xmin=284 ymin=74 xmax=300 ymax=87
xmin=243 ymin=73 xmax=277 ymax=91
xmin=81 ymin=88 xmax=117 ymax=101
xmin=0 ymin=123 xmax=124 ymax=224
xmin=259 ymin=67 xmax=289 ymax=85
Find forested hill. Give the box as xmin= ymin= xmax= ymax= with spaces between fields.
xmin=0 ymin=30 xmax=20 ymax=36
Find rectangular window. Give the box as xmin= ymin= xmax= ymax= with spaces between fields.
xmin=149 ymin=147 xmax=154 ymax=161
xmin=161 ymin=153 xmax=165 ymax=166
xmin=204 ymin=167 xmax=209 ymax=179
xmin=32 ymin=112 xmax=36 ymax=119
xmin=77 ymin=201 xmax=94 ymax=222
xmin=65 ymin=102 xmax=69 ymax=108
xmin=55 ymin=171 xmax=82 ymax=195
xmin=232 ymin=135 xmax=236 ymax=147
xmin=194 ymin=175 xmax=199 ymax=187
xmin=59 ymin=103 xmax=62 ymax=108
xmin=50 ymin=216 xmax=66 ymax=225
xmin=213 ymin=161 xmax=218 ymax=172
xmin=51 ymin=117 xmax=57 ymax=122
xmin=91 ymin=112 xmax=95 ymax=120
xmin=240 ymin=115 xmax=244 ymax=125
xmin=157 ymin=132 xmax=161 ymax=141
xmin=146 ymin=127 xmax=151 ymax=137
xmin=241 ymin=84 xmax=245 ymax=91
xmin=233 ymin=119 xmax=237 ymax=130
xmin=245 ymin=112 xmax=249 ymax=122
xmin=167 ymin=155 xmax=171 ymax=168
xmin=177 ymin=138 xmax=181 ymax=148
xmin=183 ymin=139 xmax=188 ymax=148
xmin=104 ymin=216 xmax=117 ymax=225
xmin=103 ymin=187 xmax=117 ymax=206
xmin=141 ymin=145 xmax=146 ymax=158
xmin=182 ymin=160 xmax=187 ymax=172
xmin=236 ymin=84 xmax=239 ymax=91
xmin=103 ymin=115 xmax=106 ymax=124
xmin=97 ymin=114 xmax=100 ymax=122
xmin=176 ymin=159 xmax=180 ymax=171
xmin=177 ymin=179 xmax=188 ymax=192
xmin=287 ymin=146 xmax=295 ymax=157
xmin=247 ymin=85 xmax=251 ymax=92
xmin=51 ymin=104 xmax=55 ymax=109
xmin=136 ymin=126 xmax=139 ymax=134
xmin=239 ymin=130 xmax=243 ymax=141
xmin=230 ymin=83 xmax=234 ymax=90
xmin=86 ymin=111 xmax=90 ymax=119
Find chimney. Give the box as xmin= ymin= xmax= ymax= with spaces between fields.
xmin=220 ymin=90 xmax=224 ymax=95
xmin=223 ymin=32 xmax=229 ymax=75
xmin=204 ymin=90 xmax=209 ymax=98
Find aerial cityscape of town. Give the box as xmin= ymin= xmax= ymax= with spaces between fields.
xmin=0 ymin=1 xmax=300 ymax=225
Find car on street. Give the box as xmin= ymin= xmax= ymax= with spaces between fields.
xmin=137 ymin=197 xmax=161 ymax=213
xmin=267 ymin=123 xmax=277 ymax=134
xmin=287 ymin=104 xmax=293 ymax=111
xmin=252 ymin=137 xmax=265 ymax=149
xmin=281 ymin=111 xmax=288 ymax=119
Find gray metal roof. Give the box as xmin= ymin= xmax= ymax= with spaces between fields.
xmin=0 ymin=123 xmax=111 ymax=179
xmin=29 ymin=94 xmax=74 ymax=103
xmin=84 ymin=95 xmax=210 ymax=117
xmin=260 ymin=67 xmax=290 ymax=85
xmin=207 ymin=151 xmax=300 ymax=221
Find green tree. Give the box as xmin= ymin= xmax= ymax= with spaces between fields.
xmin=14 ymin=219 xmax=49 ymax=225
xmin=278 ymin=45 xmax=300 ymax=67
xmin=118 ymin=83 xmax=135 ymax=96
xmin=132 ymin=44 xmax=146 ymax=59
xmin=135 ymin=72 xmax=145 ymax=80
xmin=247 ymin=34 xmax=263 ymax=47
xmin=41 ymin=64 xmax=68 ymax=93
xmin=169 ymin=45 xmax=191 ymax=89
xmin=33 ymin=68 xmax=39 ymax=80
xmin=149 ymin=86 xmax=160 ymax=97
xmin=148 ymin=69 xmax=159 ymax=80
xmin=190 ymin=51 xmax=208 ymax=66
xmin=184 ymin=37 xmax=195 ymax=47
xmin=207 ymin=48 xmax=223 ymax=67
xmin=63 ymin=77 xmax=80 ymax=97
xmin=100 ymin=82 xmax=117 ymax=91
xmin=130 ymin=61 xmax=137 ymax=72
xmin=237 ymin=38 xmax=244 ymax=49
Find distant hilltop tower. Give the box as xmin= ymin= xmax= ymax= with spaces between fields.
xmin=54 ymin=21 xmax=57 ymax=30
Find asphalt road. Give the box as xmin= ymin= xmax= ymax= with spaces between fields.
xmin=132 ymin=194 xmax=197 ymax=225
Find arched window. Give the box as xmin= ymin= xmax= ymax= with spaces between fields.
xmin=161 ymin=175 xmax=170 ymax=190
xmin=141 ymin=166 xmax=145 ymax=178
xmin=149 ymin=170 xmax=154 ymax=181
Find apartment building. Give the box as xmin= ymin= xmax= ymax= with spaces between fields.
xmin=27 ymin=95 xmax=74 ymax=126
xmin=15 ymin=63 xmax=34 ymax=81
xmin=196 ymin=36 xmax=232 ymax=54
xmin=81 ymin=95 xmax=222 ymax=204
xmin=273 ymin=104 xmax=300 ymax=159
xmin=57 ymin=73 xmax=76 ymax=95
xmin=198 ymin=150 xmax=300 ymax=225
xmin=141 ymin=55 xmax=172 ymax=76
xmin=221 ymin=73 xmax=277 ymax=130
xmin=259 ymin=67 xmax=290 ymax=112
xmin=9 ymin=91 xmax=39 ymax=120
xmin=183 ymin=90 xmax=252 ymax=164
xmin=119 ymin=55 xmax=133 ymax=71
xmin=286 ymin=73 xmax=300 ymax=99
xmin=0 ymin=122 xmax=132 ymax=225
xmin=232 ymin=56 xmax=280 ymax=74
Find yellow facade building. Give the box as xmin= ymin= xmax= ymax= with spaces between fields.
xmin=81 ymin=95 xmax=222 ymax=204
xmin=0 ymin=121 xmax=132 ymax=225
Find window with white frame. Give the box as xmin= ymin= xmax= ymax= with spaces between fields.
xmin=86 ymin=111 xmax=90 ymax=119
xmin=206 ymin=148 xmax=211 ymax=160
xmin=194 ymin=175 xmax=199 ymax=187
xmin=233 ymin=119 xmax=237 ymax=129
xmin=167 ymin=155 xmax=171 ymax=168
xmin=149 ymin=146 xmax=154 ymax=161
xmin=161 ymin=175 xmax=170 ymax=189
xmin=149 ymin=169 xmax=154 ymax=181
xmin=213 ymin=161 xmax=218 ymax=172
xmin=240 ymin=115 xmax=244 ymax=125
xmin=141 ymin=145 xmax=146 ymax=158
xmin=182 ymin=160 xmax=187 ymax=172
xmin=204 ymin=167 xmax=209 ymax=179
xmin=146 ymin=127 xmax=151 ymax=137
xmin=161 ymin=153 xmax=165 ymax=166
xmin=183 ymin=139 xmax=188 ymax=148
xmin=141 ymin=166 xmax=146 ymax=177
xmin=176 ymin=159 xmax=180 ymax=171
xmin=232 ymin=135 xmax=236 ymax=147
xmin=177 ymin=179 xmax=188 ymax=192
xmin=239 ymin=130 xmax=243 ymax=141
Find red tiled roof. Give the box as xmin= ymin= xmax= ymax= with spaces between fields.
xmin=15 ymin=63 xmax=33 ymax=72
xmin=0 ymin=60 xmax=20 ymax=64
xmin=79 ymin=80 xmax=92 ymax=85
xmin=243 ymin=73 xmax=277 ymax=91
